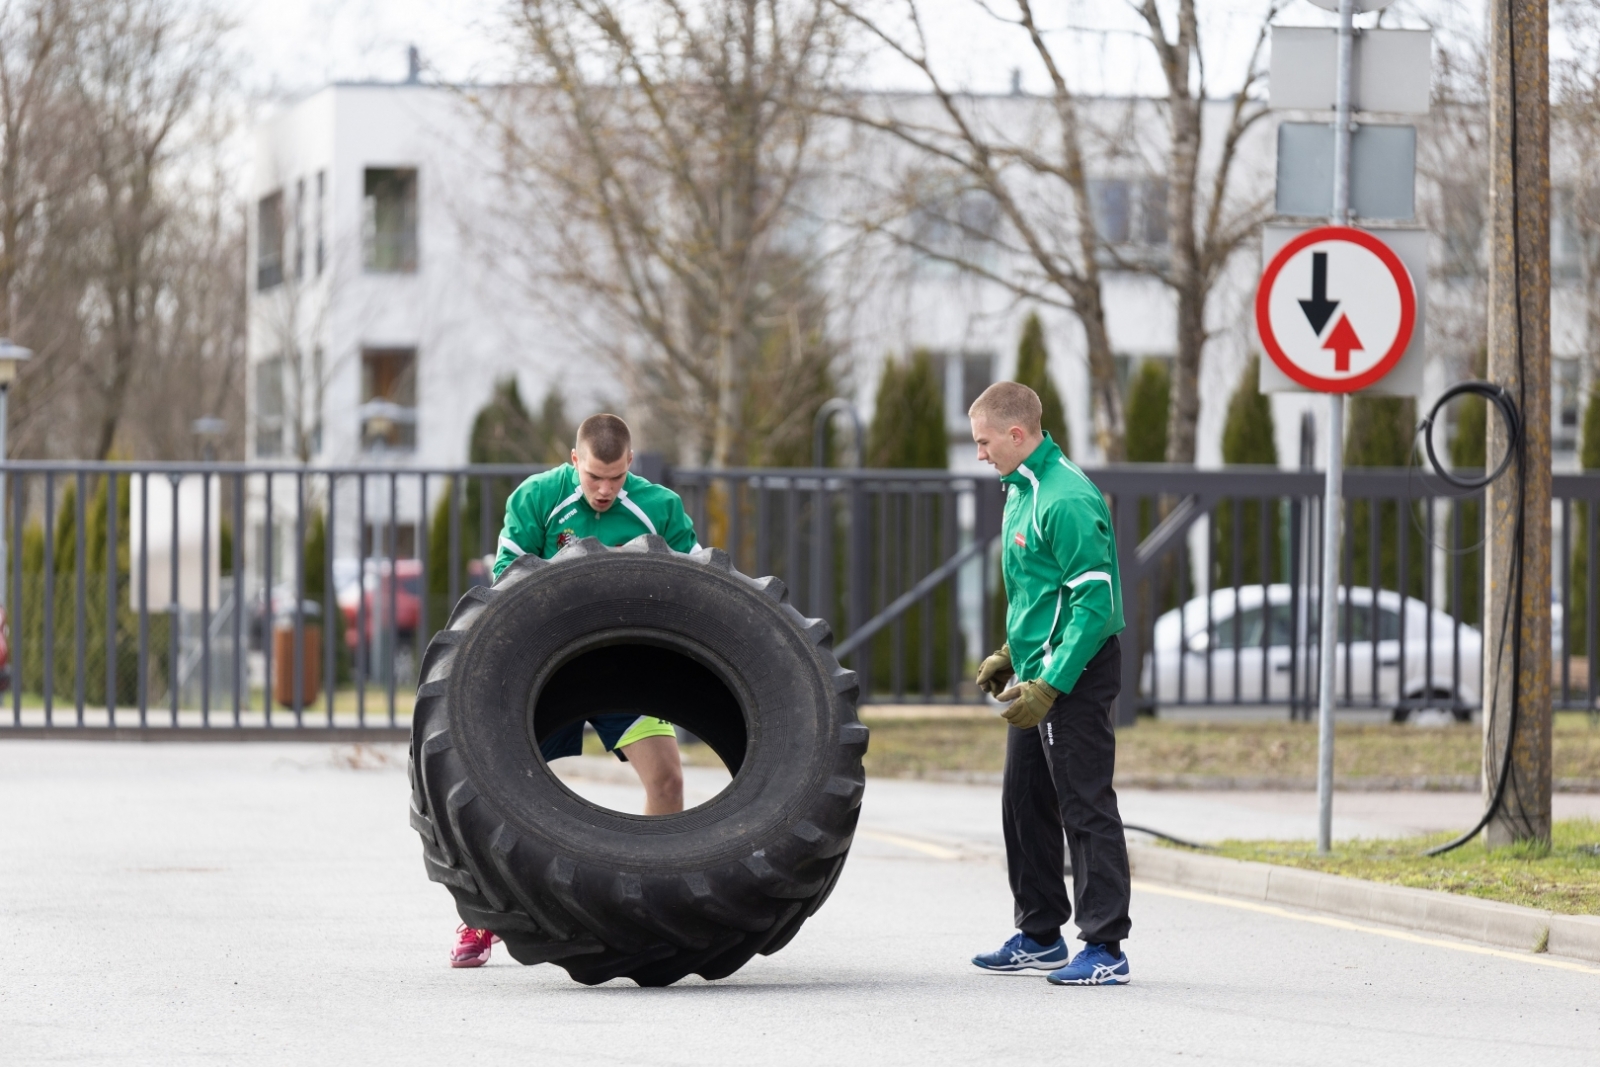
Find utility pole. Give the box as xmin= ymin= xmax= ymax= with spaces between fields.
xmin=1483 ymin=0 xmax=1552 ymax=847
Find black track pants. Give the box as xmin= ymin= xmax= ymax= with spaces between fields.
xmin=1002 ymin=635 xmax=1132 ymax=946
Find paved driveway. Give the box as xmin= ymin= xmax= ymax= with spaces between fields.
xmin=2 ymin=742 xmax=1595 ymax=1065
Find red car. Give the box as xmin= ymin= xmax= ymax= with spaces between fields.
xmin=342 ymin=559 xmax=423 ymax=649
xmin=0 ymin=606 xmax=10 ymax=690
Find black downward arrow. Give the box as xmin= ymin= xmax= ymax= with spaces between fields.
xmin=1298 ymin=251 xmax=1339 ymax=336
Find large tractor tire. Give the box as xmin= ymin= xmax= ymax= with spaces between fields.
xmin=408 ymin=535 xmax=867 ymax=986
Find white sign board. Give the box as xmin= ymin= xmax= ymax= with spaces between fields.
xmin=1270 ymin=28 xmax=1431 ymax=114
xmin=1256 ymin=226 xmax=1421 ymax=395
xmin=129 ymin=474 xmax=221 ymax=612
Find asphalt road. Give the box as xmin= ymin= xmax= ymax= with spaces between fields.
xmin=2 ymin=741 xmax=1596 ymax=1066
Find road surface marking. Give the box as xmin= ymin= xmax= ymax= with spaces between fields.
xmin=1133 ymin=879 xmax=1600 ymax=975
xmin=859 ymin=829 xmax=964 ymax=860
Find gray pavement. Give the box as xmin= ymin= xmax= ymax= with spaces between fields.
xmin=2 ymin=741 xmax=1597 ymax=1065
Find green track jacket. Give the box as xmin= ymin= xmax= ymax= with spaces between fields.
xmin=1000 ymin=434 xmax=1124 ymax=696
xmin=491 ymin=465 xmax=700 ymax=579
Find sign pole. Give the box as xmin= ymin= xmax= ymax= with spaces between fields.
xmin=1315 ymin=0 xmax=1357 ymax=855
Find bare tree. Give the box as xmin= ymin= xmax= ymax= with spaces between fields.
xmin=833 ymin=1 xmax=1278 ymax=463
xmin=1554 ymin=0 xmax=1600 ymax=402
xmin=487 ymin=0 xmax=846 ymax=468
xmin=830 ymin=0 xmax=1129 ymax=458
xmin=68 ymin=0 xmax=231 ymax=458
xmin=1130 ymin=0 xmax=1281 ymax=464
xmin=1417 ymin=32 xmax=1490 ymax=385
xmin=251 ymin=188 xmax=345 ymax=464
xmin=121 ymin=165 xmax=245 ymax=460
xmin=0 ymin=0 xmax=98 ymax=457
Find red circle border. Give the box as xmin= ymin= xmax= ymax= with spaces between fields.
xmin=1254 ymin=226 xmax=1417 ymax=394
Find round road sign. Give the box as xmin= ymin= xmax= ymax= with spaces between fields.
xmin=1255 ymin=226 xmax=1416 ymax=394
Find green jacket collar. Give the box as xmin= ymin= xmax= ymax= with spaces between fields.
xmin=1001 ymin=434 xmax=1063 ymax=489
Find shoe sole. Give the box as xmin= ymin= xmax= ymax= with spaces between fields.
xmin=972 ymin=962 xmax=1068 ymax=974
xmin=1047 ymin=975 xmax=1129 ymax=986
xmin=450 ymin=953 xmax=490 ymax=968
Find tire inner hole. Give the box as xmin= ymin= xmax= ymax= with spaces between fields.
xmin=531 ymin=642 xmax=746 ymax=814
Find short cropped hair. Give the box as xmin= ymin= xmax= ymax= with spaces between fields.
xmin=968 ymin=382 xmax=1043 ymax=434
xmin=575 ymin=414 xmax=632 ymax=464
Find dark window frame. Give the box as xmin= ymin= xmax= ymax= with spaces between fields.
xmin=359 ymin=346 xmax=419 ymax=453
xmin=257 ymin=191 xmax=284 ymax=290
xmin=362 ymin=167 xmax=419 ymax=274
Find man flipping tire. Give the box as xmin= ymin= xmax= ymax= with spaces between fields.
xmin=967 ymin=382 xmax=1133 ymax=986
xmin=448 ymin=412 xmax=701 ymax=968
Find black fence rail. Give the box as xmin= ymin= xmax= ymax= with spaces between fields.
xmin=669 ymin=468 xmax=1001 ymax=704
xmin=0 ymin=459 xmax=1591 ymax=734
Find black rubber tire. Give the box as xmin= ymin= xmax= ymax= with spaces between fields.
xmin=408 ymin=535 xmax=867 ymax=986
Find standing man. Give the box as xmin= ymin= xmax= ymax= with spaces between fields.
xmin=449 ymin=412 xmax=701 ymax=968
xmin=967 ymin=382 xmax=1133 ymax=986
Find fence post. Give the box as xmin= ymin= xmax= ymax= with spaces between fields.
xmin=1113 ymin=491 xmax=1142 ymax=727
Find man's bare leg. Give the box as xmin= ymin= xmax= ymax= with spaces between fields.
xmin=620 ymin=735 xmax=684 ymax=814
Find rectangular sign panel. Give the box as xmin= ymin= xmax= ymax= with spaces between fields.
xmin=1257 ymin=225 xmax=1427 ymax=397
xmin=1275 ymin=123 xmax=1416 ymax=220
xmin=1269 ymin=27 xmax=1432 ymax=114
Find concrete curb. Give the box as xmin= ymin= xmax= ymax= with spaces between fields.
xmin=1129 ymin=843 xmax=1600 ymax=963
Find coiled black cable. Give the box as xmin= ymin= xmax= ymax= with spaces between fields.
xmin=1416 ymin=381 xmax=1525 ymax=857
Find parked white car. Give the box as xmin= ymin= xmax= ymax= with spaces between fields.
xmin=1140 ymin=584 xmax=1482 ymax=721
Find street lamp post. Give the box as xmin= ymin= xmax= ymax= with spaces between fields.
xmin=0 ymin=339 xmax=33 ymax=611
xmin=192 ymin=416 xmax=226 ymax=463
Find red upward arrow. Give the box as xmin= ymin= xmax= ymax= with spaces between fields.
xmin=1321 ymin=314 xmax=1363 ymax=372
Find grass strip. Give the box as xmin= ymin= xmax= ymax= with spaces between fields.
xmin=1200 ymin=818 xmax=1600 ymax=915
xmin=852 ymin=712 xmax=1600 ymax=781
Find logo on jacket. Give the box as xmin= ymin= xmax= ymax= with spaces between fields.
xmin=1013 ymin=532 xmax=1026 ymax=548
xmin=557 ymin=528 xmax=578 ymax=549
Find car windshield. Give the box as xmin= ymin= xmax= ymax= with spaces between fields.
xmin=1209 ymin=604 xmax=1295 ymax=650
xmin=1207 ymin=599 xmax=1402 ymax=649
xmin=1338 ymin=603 xmax=1402 ymax=642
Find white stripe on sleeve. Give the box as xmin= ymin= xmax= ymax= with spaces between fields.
xmin=616 ymin=490 xmax=659 ymax=534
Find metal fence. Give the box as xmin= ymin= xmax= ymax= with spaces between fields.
xmin=0 ymin=459 xmax=1592 ymax=735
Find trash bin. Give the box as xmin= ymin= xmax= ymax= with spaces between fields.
xmin=273 ymin=622 xmax=322 ymax=708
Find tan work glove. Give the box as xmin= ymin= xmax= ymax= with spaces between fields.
xmin=997 ymin=679 xmax=1059 ymax=729
xmin=975 ymin=644 xmax=1013 ymax=698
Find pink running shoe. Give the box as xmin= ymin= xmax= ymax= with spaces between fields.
xmin=450 ymin=925 xmax=497 ymax=968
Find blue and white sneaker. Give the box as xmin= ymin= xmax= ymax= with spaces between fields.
xmin=1047 ymin=943 xmax=1130 ymax=985
xmin=971 ymin=932 xmax=1070 ymax=973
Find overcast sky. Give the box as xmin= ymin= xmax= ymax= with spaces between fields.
xmin=230 ymin=0 xmax=1486 ymax=113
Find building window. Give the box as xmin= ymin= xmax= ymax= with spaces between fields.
xmin=362 ymin=168 xmax=418 ymax=273
xmin=360 ymin=347 xmax=418 ymax=452
xmin=315 ymin=170 xmax=326 ymax=276
xmin=1555 ymin=356 xmax=1580 ymax=455
xmin=257 ymin=191 xmax=284 ymax=290
xmin=1553 ymin=186 xmax=1589 ymax=283
xmin=907 ymin=178 xmax=1000 ymax=273
xmin=255 ymin=356 xmax=285 ymax=457
xmin=1435 ymin=180 xmax=1484 ymax=280
xmin=294 ymin=178 xmax=306 ymax=281
xmin=1088 ymin=178 xmax=1168 ymax=256
xmin=1091 ymin=179 xmax=1132 ymax=244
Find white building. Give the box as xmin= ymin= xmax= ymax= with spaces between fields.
xmin=247 ymin=77 xmax=1591 ymax=561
